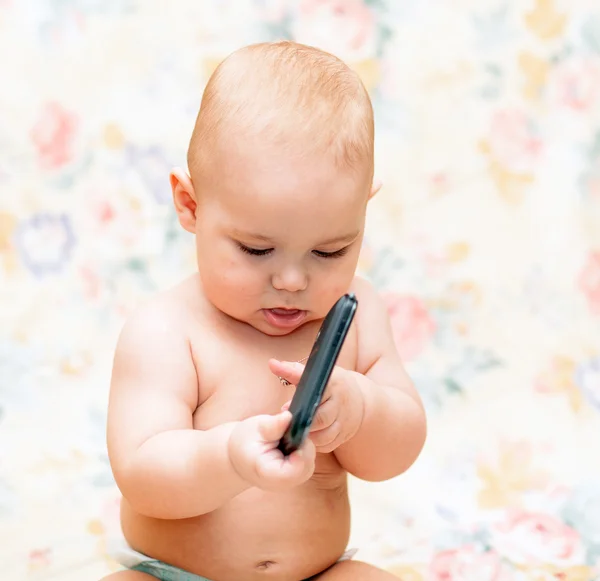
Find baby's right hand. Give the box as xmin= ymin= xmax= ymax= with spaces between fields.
xmin=228 ymin=411 xmax=316 ymax=492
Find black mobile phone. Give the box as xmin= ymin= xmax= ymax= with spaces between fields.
xmin=278 ymin=293 xmax=358 ymax=456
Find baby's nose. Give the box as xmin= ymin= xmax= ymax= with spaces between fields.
xmin=271 ymin=266 xmax=308 ymax=292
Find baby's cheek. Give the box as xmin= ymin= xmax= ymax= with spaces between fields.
xmin=226 ymin=261 xmax=266 ymax=293
xmin=327 ymin=267 xmax=356 ymax=296
xmin=201 ymin=253 xmax=239 ymax=290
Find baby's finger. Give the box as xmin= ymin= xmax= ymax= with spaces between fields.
xmin=320 ymin=366 xmax=348 ymax=401
xmin=257 ymin=444 xmax=313 ymax=483
xmin=297 ymin=436 xmax=316 ymax=466
xmin=280 ymin=400 xmax=291 ymax=412
xmin=257 ymin=411 xmax=292 ymax=442
xmin=316 ymin=433 xmax=346 ymax=454
xmin=309 ymin=399 xmax=336 ymax=432
xmin=269 ymin=359 xmax=304 ymax=387
xmin=255 ymin=451 xmax=295 ymax=483
xmin=310 ymin=421 xmax=341 ymax=453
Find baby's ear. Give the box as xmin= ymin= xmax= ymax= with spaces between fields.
xmin=369 ymin=178 xmax=382 ymax=200
xmin=170 ymin=168 xmax=197 ymax=233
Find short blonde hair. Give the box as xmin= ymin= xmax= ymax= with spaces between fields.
xmin=187 ymin=41 xmax=374 ymax=179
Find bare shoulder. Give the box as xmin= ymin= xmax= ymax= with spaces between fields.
xmin=349 ymin=275 xmax=384 ymax=308
xmin=115 ymin=276 xmax=199 ymax=349
xmin=108 ymin=277 xmax=201 ymax=465
xmin=349 ymin=277 xmax=419 ymax=400
xmin=349 ymin=276 xmax=391 ymax=333
xmin=110 ymin=276 xmax=200 ymax=401
xmin=349 ymin=276 xmax=395 ymax=373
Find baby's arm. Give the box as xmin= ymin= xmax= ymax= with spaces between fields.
xmin=107 ymin=302 xmax=250 ymax=519
xmin=108 ymin=301 xmax=315 ymax=520
xmin=334 ymin=279 xmax=427 ymax=481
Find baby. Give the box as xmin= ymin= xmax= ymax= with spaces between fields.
xmin=102 ymin=41 xmax=426 ymax=581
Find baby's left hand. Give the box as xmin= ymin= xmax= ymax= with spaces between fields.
xmin=268 ymin=359 xmax=365 ymax=453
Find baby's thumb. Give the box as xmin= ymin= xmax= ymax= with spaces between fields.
xmin=258 ymin=411 xmax=292 ymax=442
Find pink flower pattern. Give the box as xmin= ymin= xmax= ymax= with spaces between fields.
xmin=487 ymin=109 xmax=542 ymax=174
xmin=383 ymin=293 xmax=436 ymax=361
xmin=579 ymin=251 xmax=600 ymax=316
xmin=492 ymin=511 xmax=583 ymax=566
xmin=30 ymin=102 xmax=78 ymax=170
xmin=431 ymin=546 xmax=513 ymax=581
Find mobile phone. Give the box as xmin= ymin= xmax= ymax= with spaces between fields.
xmin=278 ymin=293 xmax=358 ymax=456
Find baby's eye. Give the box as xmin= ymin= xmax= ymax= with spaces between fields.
xmin=312 ymin=247 xmax=350 ymax=259
xmin=237 ymin=243 xmax=273 ymax=256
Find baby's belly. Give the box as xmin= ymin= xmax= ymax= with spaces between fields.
xmin=120 ymin=465 xmax=350 ymax=581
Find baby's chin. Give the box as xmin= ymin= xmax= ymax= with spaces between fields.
xmin=251 ymin=324 xmax=299 ymax=337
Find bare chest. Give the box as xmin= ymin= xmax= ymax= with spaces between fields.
xmin=188 ymin=319 xmax=358 ymax=430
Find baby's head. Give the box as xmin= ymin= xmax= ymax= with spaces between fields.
xmin=171 ymin=41 xmax=377 ymax=335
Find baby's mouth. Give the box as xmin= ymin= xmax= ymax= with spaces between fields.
xmin=271 ymin=308 xmax=301 ymax=316
xmin=263 ymin=308 xmax=307 ymax=328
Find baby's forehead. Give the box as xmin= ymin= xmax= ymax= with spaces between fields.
xmin=222 ymin=203 xmax=365 ymax=249
xmin=209 ymin=159 xmax=369 ymax=241
xmin=209 ymin=141 xmax=371 ymax=204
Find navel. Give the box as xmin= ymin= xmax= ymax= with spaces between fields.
xmin=256 ymin=560 xmax=277 ymax=570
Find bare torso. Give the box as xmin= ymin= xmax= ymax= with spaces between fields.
xmin=120 ymin=277 xmax=359 ymax=581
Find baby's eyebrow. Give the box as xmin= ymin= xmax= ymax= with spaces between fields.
xmin=318 ymin=231 xmax=360 ymax=246
xmin=231 ymin=229 xmax=275 ymax=243
xmin=231 ymin=229 xmax=360 ymax=245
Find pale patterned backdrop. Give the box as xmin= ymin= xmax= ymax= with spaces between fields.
xmin=1 ymin=1 xmax=600 ymax=580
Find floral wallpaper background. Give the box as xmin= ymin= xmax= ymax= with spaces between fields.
xmin=1 ymin=0 xmax=600 ymax=580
